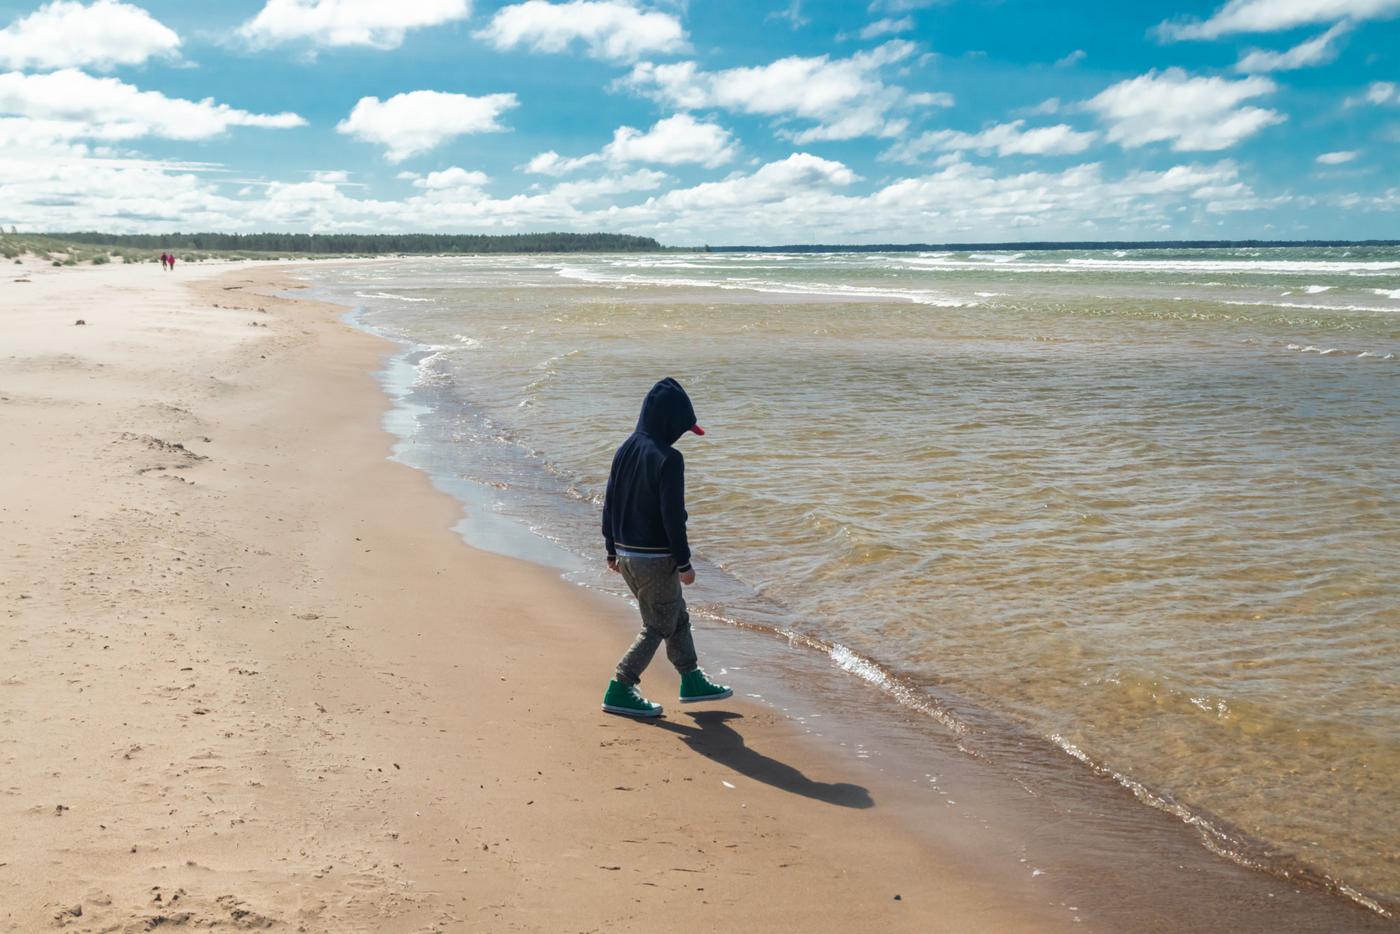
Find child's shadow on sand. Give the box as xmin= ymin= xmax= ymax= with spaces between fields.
xmin=647 ymin=710 xmax=874 ymax=809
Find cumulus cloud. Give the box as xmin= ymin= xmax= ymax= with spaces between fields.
xmin=524 ymin=150 xmax=596 ymax=176
xmin=869 ymin=159 xmax=1263 ymax=224
xmin=1159 ymin=0 xmax=1400 ymax=40
xmin=884 ymin=120 xmax=1099 ymax=161
xmin=525 ymin=114 xmax=736 ymax=179
xmin=0 ymin=0 xmax=180 ymax=71
xmin=623 ymin=40 xmax=942 ymax=143
xmin=1086 ymin=68 xmax=1284 ymax=151
xmin=336 ymin=90 xmax=518 ymax=162
xmin=1316 ymin=149 xmax=1358 ymax=163
xmin=640 ymin=153 xmax=857 ymax=213
xmin=548 ymin=168 xmax=668 ymax=200
xmin=0 ymin=69 xmax=305 ymax=144
xmin=410 ymin=166 xmax=491 ymax=190
xmin=603 ymin=156 xmax=1271 ymax=244
xmin=1234 ymin=22 xmax=1350 ymax=71
xmin=476 ymin=1 xmax=685 ymax=62
xmin=239 ymin=0 xmax=471 ymax=49
xmin=0 ymin=141 xmax=1308 ymax=242
xmin=604 ymin=113 xmax=736 ymax=165
xmin=1056 ymin=49 xmax=1086 ymax=67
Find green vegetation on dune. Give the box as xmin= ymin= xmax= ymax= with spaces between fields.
xmin=45 ymin=231 xmax=662 ymax=255
xmin=0 ymin=229 xmax=662 ymax=267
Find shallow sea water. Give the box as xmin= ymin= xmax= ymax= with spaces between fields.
xmin=308 ymin=246 xmax=1400 ymax=913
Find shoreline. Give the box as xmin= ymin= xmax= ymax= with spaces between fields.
xmin=324 ymin=259 xmax=1395 ymax=929
xmin=1 ymin=259 xmax=1390 ymax=931
xmin=1 ymin=260 xmax=1070 ymax=931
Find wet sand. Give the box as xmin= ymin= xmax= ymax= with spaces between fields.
xmin=1 ymin=258 xmax=1390 ymax=933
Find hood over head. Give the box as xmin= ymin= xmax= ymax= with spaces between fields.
xmin=636 ymin=377 xmax=701 ymax=445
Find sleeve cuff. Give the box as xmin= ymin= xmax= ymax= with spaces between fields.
xmin=676 ymin=562 xmax=692 ymax=573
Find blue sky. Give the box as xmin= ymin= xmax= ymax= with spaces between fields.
xmin=0 ymin=0 xmax=1396 ymax=244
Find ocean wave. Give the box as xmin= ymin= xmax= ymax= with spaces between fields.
xmin=355 ymin=290 xmax=435 ymax=303
xmin=550 ymin=265 xmax=977 ymax=307
xmin=1220 ymin=299 xmax=1399 ymax=314
xmin=889 ymin=256 xmax=1400 ymax=276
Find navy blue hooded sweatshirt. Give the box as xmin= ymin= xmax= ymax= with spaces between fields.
xmin=602 ymin=378 xmax=699 ymax=573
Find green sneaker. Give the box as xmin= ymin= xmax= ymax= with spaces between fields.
xmin=679 ymin=669 xmax=733 ymax=703
xmin=602 ymin=680 xmax=663 ymax=718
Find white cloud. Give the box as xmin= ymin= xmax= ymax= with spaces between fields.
xmin=767 ymin=1 xmax=808 ymax=29
xmin=869 ymin=159 xmax=1264 ymax=224
xmin=1234 ymin=22 xmax=1349 ymax=71
xmin=859 ymin=16 xmax=914 ymax=39
xmin=603 ymin=114 xmax=736 ymax=166
xmin=412 ymin=166 xmax=491 ymax=190
xmin=524 ymin=114 xmax=735 ymax=180
xmin=524 ymin=150 xmax=597 ymax=176
xmin=623 ymin=40 xmax=940 ymax=143
xmin=884 ymin=120 xmax=1099 ymax=162
xmin=1316 ymin=149 xmax=1358 ymax=163
xmin=312 ymin=169 xmax=350 ymax=183
xmin=0 ymin=142 xmax=1316 ymax=242
xmin=868 ymin=0 xmax=942 ymax=11
xmin=336 ymin=90 xmax=517 ymax=162
xmin=476 ymin=1 xmax=685 ymax=62
xmin=642 ymin=153 xmax=857 ymax=213
xmin=1159 ymin=0 xmax=1400 ymax=39
xmin=0 ymin=0 xmax=180 ymax=71
xmin=1056 ymin=49 xmax=1086 ymax=67
xmin=1086 ymin=68 xmax=1284 ymax=151
xmin=548 ymin=168 xmax=667 ymax=201
xmin=1350 ymin=80 xmax=1398 ymax=105
xmin=239 ymin=0 xmax=471 ymax=49
xmin=0 ymin=69 xmax=305 ymax=144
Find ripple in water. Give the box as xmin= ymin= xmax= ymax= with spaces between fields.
xmin=314 ymin=247 xmax=1400 ymax=915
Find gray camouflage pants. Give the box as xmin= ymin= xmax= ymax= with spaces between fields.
xmin=614 ymin=556 xmax=698 ymax=685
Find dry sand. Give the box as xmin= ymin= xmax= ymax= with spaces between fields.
xmin=1 ymin=259 xmax=1078 ymax=932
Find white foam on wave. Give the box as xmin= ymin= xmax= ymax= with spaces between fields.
xmin=891 ymin=255 xmax=1400 ymax=276
xmin=355 ymin=290 xmax=435 ymax=303
xmin=1303 ymin=285 xmax=1333 ymax=294
xmin=1220 ymin=299 xmax=1398 ymax=314
xmin=551 ymin=264 xmax=976 ymax=307
xmin=1374 ymin=289 xmax=1400 ymax=300
xmin=1064 ymin=258 xmax=1400 ymax=275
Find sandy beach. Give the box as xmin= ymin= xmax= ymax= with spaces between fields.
xmin=4 ymin=258 xmax=1395 ymax=933
xmin=1 ymin=259 xmax=1081 ymax=932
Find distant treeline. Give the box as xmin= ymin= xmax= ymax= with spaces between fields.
xmin=45 ymin=231 xmax=662 ymax=254
xmin=705 ymin=239 xmax=1400 ymax=253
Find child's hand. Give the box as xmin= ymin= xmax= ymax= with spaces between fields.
xmin=680 ymin=569 xmax=696 ymax=586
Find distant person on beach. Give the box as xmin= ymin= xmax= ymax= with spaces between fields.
xmin=167 ymin=254 xmax=175 ymax=271
xmin=160 ymin=253 xmax=168 ymax=270
xmin=601 ymin=377 xmax=732 ymax=717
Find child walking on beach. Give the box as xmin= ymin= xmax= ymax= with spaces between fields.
xmin=601 ymin=378 xmax=732 ymax=718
